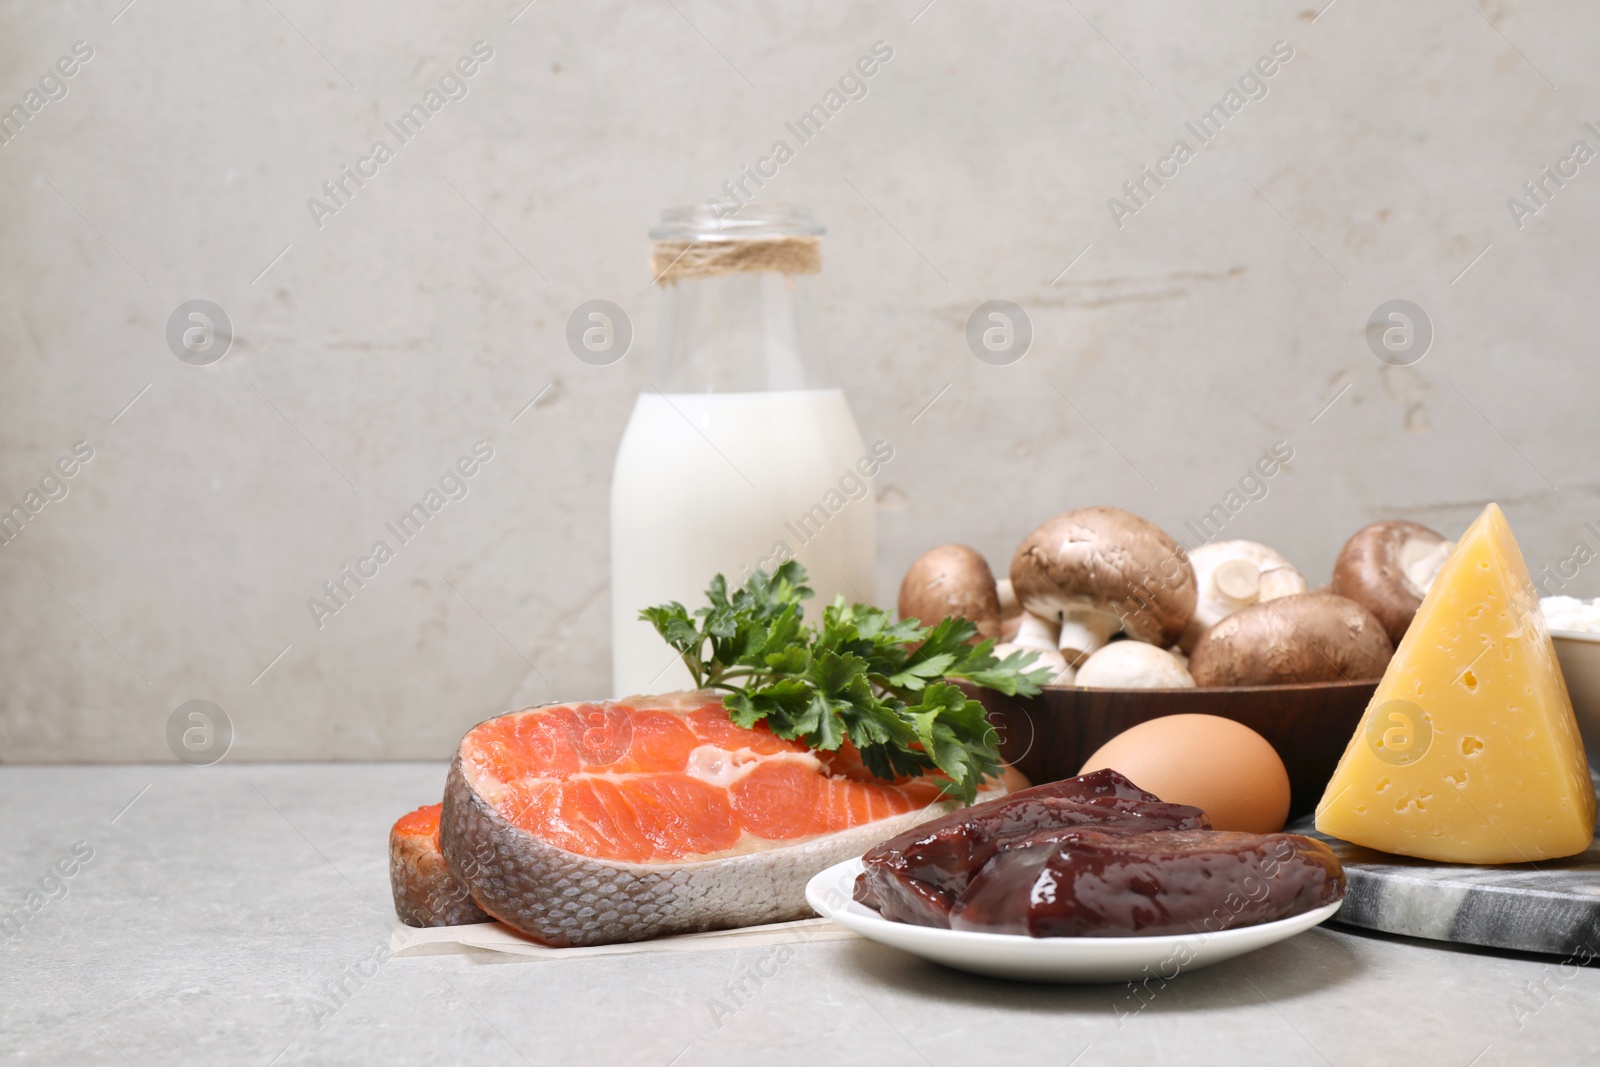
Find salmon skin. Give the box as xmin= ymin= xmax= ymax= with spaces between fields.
xmin=389 ymin=804 xmax=491 ymax=928
xmin=439 ymin=691 xmax=973 ymax=947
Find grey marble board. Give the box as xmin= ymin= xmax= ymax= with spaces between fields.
xmin=1290 ymin=771 xmax=1600 ymax=958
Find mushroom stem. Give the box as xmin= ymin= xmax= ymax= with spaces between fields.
xmin=1212 ymin=558 xmax=1262 ymax=604
xmin=1011 ymin=611 xmax=1060 ymax=653
xmin=1057 ymin=611 xmax=1121 ymax=666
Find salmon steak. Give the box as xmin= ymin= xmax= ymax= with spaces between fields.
xmin=439 ymin=691 xmax=972 ymax=946
xmin=389 ymin=804 xmax=490 ymax=928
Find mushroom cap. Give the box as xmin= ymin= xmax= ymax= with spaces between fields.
xmin=1009 ymin=506 xmax=1196 ymax=647
xmin=1075 ymin=641 xmax=1196 ymax=689
xmin=1188 ymin=592 xmax=1394 ymax=687
xmin=898 ymin=544 xmax=1001 ymax=639
xmin=1331 ymin=520 xmax=1450 ymax=645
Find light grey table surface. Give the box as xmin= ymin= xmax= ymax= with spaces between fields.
xmin=4 ymin=763 xmax=1599 ymax=1067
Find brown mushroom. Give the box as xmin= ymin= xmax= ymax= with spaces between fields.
xmin=1188 ymin=592 xmax=1394 ymax=687
xmin=1331 ymin=521 xmax=1452 ymax=645
xmin=1010 ymin=507 xmax=1196 ymax=665
xmin=898 ymin=544 xmax=1001 ymax=639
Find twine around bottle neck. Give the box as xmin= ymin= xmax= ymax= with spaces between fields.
xmin=650 ymin=236 xmax=821 ymax=286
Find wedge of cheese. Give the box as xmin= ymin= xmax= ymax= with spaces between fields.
xmin=1316 ymin=503 xmax=1596 ymax=863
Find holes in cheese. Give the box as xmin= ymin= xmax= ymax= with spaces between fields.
xmin=1315 ymin=503 xmax=1597 ymax=863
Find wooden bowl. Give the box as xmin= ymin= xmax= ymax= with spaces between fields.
xmin=973 ymin=680 xmax=1378 ymax=819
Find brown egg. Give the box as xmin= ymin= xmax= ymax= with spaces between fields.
xmin=1078 ymin=714 xmax=1291 ymax=833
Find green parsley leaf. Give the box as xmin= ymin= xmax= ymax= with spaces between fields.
xmin=640 ymin=564 xmax=1049 ymax=804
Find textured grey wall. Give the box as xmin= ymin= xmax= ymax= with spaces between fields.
xmin=2 ymin=0 xmax=1596 ymax=762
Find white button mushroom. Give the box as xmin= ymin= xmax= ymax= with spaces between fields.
xmin=1009 ymin=507 xmax=1197 ymax=665
xmin=1179 ymin=540 xmax=1309 ymax=651
xmin=1074 ymin=641 xmax=1196 ymax=689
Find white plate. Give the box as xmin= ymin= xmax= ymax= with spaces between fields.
xmin=805 ymin=858 xmax=1343 ymax=983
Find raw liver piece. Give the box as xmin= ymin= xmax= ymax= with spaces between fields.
xmin=948 ymin=829 xmax=1345 ymax=937
xmin=853 ymin=770 xmax=1210 ymax=927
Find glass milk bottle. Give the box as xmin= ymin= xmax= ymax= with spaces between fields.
xmin=610 ymin=206 xmax=876 ymax=696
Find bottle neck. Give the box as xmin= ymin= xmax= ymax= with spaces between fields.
xmin=652 ymin=270 xmax=831 ymax=394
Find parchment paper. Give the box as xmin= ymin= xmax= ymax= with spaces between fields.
xmin=391 ymin=916 xmax=856 ymax=961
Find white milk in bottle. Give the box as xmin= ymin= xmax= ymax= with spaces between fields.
xmin=610 ymin=207 xmax=877 ymax=696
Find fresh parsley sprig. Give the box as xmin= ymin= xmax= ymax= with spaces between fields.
xmin=640 ymin=561 xmax=1050 ymax=805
